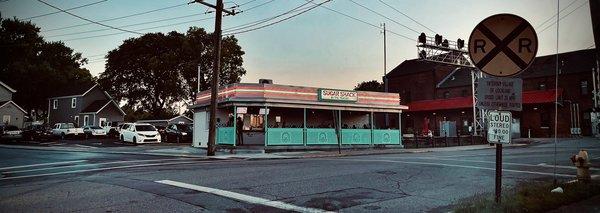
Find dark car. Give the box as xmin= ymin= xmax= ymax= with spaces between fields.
xmin=22 ymin=124 xmax=53 ymax=141
xmin=155 ymin=125 xmax=167 ymax=139
xmin=1 ymin=125 xmax=23 ymax=142
xmin=164 ymin=124 xmax=192 ymax=143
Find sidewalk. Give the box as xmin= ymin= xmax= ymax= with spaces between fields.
xmin=0 ymin=142 xmax=526 ymax=160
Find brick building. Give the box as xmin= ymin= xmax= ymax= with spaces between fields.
xmin=386 ymin=48 xmax=598 ymax=137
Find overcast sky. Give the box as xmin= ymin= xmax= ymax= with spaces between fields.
xmin=1 ymin=0 xmax=595 ymax=90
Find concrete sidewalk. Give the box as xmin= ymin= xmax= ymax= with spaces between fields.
xmin=0 ymin=142 xmax=526 ymax=160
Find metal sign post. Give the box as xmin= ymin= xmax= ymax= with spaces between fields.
xmin=468 ymin=13 xmax=537 ymax=204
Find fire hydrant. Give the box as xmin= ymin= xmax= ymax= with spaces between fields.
xmin=570 ymin=150 xmax=591 ymax=182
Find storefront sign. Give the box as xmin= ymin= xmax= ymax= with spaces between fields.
xmin=236 ymin=107 xmax=247 ymax=114
xmin=318 ymin=89 xmax=358 ymax=102
xmin=476 ymin=77 xmax=522 ymax=111
xmin=487 ymin=111 xmax=512 ymax=144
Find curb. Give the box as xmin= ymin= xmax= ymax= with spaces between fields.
xmin=0 ymin=144 xmax=208 ymax=159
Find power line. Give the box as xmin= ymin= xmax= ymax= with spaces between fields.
xmin=223 ymin=0 xmax=314 ymax=33
xmin=237 ymin=0 xmax=276 ymax=12
xmin=224 ymin=0 xmax=328 ymax=36
xmin=536 ymin=0 xmax=579 ymax=29
xmin=46 ymin=12 xmax=210 ymax=38
xmin=37 ymin=0 xmax=142 ymax=35
xmin=377 ymin=0 xmax=436 ymax=34
xmin=25 ymin=0 xmax=108 ymax=20
xmin=42 ymin=3 xmax=188 ymax=32
xmin=348 ymin=0 xmax=419 ymax=34
xmin=306 ymin=0 xmax=415 ymax=42
xmin=538 ymin=0 xmax=588 ymax=34
xmin=62 ymin=17 xmax=214 ymax=42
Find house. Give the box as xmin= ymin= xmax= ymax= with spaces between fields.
xmin=137 ymin=115 xmax=193 ymax=127
xmin=0 ymin=81 xmax=26 ymax=128
xmin=48 ymin=84 xmax=125 ymax=128
xmin=386 ymin=48 xmax=598 ymax=137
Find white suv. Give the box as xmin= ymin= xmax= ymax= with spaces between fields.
xmin=119 ymin=123 xmax=161 ymax=144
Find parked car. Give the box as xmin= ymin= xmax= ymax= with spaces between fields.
xmin=165 ymin=123 xmax=192 ymax=143
xmin=22 ymin=124 xmax=53 ymax=141
xmin=51 ymin=123 xmax=84 ymax=139
xmin=82 ymin=125 xmax=107 ymax=139
xmin=119 ymin=123 xmax=161 ymax=144
xmin=117 ymin=123 xmax=133 ymax=135
xmin=106 ymin=122 xmax=120 ymax=137
xmin=0 ymin=125 xmax=22 ymax=142
xmin=155 ymin=125 xmax=166 ymax=140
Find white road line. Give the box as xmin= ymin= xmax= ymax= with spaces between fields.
xmin=333 ymin=159 xmax=576 ymax=178
xmin=74 ymin=144 xmax=97 ymax=149
xmin=156 ymin=180 xmax=332 ymax=213
xmin=0 ymin=160 xmax=87 ymax=171
xmin=376 ymin=156 xmax=600 ymax=171
xmin=3 ymin=158 xmax=192 ymax=174
xmin=0 ymin=160 xmax=207 ymax=181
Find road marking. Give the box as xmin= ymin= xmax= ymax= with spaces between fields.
xmin=0 ymin=160 xmax=87 ymax=171
xmin=0 ymin=160 xmax=209 ymax=181
xmin=376 ymin=156 xmax=600 ymax=171
xmin=74 ymin=144 xmax=97 ymax=149
xmin=3 ymin=158 xmax=192 ymax=174
xmin=333 ymin=159 xmax=576 ymax=178
xmin=156 ymin=180 xmax=332 ymax=213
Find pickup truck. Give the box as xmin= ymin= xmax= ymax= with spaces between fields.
xmin=52 ymin=123 xmax=84 ymax=139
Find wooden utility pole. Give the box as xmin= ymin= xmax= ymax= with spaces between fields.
xmin=193 ymin=0 xmax=236 ymax=156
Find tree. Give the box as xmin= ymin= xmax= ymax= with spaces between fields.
xmin=354 ymin=80 xmax=384 ymax=92
xmin=0 ymin=17 xmax=93 ymax=118
xmin=98 ymin=27 xmax=246 ymax=118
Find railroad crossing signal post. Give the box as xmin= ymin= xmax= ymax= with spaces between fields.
xmin=468 ymin=14 xmax=537 ymax=204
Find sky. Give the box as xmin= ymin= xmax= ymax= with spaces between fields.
xmin=0 ymin=0 xmax=595 ymax=90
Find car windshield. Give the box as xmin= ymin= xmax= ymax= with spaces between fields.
xmin=175 ymin=124 xmax=191 ymax=132
xmin=90 ymin=126 xmax=102 ymax=129
xmin=5 ymin=126 xmax=18 ymax=131
xmin=135 ymin=125 xmax=156 ymax=131
xmin=62 ymin=123 xmax=75 ymax=129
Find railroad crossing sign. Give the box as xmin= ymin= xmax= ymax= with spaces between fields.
xmin=487 ymin=111 xmax=512 ymax=144
xmin=468 ymin=14 xmax=538 ymax=77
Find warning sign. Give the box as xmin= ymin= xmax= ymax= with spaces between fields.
xmin=476 ymin=77 xmax=522 ymax=111
xmin=487 ymin=111 xmax=512 ymax=144
xmin=468 ymin=14 xmax=538 ymax=77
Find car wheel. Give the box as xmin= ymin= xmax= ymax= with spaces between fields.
xmin=176 ymin=136 xmax=180 ymax=144
xmin=132 ymin=137 xmax=137 ymax=144
xmin=85 ymin=133 xmax=89 ymax=140
xmin=61 ymin=133 xmax=65 ymax=140
xmin=28 ymin=135 xmax=34 ymax=141
xmin=120 ymin=135 xmax=124 ymax=142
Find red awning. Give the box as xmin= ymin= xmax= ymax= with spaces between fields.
xmin=406 ymin=89 xmax=562 ymax=112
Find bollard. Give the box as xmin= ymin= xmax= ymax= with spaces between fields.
xmin=570 ymin=150 xmax=591 ymax=182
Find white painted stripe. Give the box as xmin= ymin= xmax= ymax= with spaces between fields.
xmin=0 ymin=160 xmax=207 ymax=180
xmin=156 ymin=180 xmax=332 ymax=213
xmin=3 ymin=158 xmax=191 ymax=174
xmin=377 ymin=156 xmax=600 ymax=171
xmin=333 ymin=159 xmax=576 ymax=178
xmin=0 ymin=160 xmax=87 ymax=171
xmin=74 ymin=144 xmax=97 ymax=149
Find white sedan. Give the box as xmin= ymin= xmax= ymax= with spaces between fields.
xmin=82 ymin=125 xmax=107 ymax=139
xmin=120 ymin=123 xmax=161 ymax=144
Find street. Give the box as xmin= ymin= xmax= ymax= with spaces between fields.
xmin=1 ymin=138 xmax=598 ymax=212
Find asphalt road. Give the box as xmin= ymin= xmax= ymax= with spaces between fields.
xmin=0 ymin=138 xmax=599 ymax=212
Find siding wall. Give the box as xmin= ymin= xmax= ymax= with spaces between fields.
xmin=0 ymin=102 xmax=25 ymax=128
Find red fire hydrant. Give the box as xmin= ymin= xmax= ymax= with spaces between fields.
xmin=570 ymin=150 xmax=591 ymax=182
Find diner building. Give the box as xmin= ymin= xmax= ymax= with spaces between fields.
xmin=190 ymin=83 xmax=408 ymax=149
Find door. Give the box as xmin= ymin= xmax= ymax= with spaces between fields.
xmin=83 ymin=115 xmax=89 ymax=126
xmin=99 ymin=118 xmax=107 ymax=128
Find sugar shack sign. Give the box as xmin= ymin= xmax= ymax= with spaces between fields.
xmin=476 ymin=77 xmax=522 ymax=111
xmin=318 ymin=89 xmax=358 ymax=102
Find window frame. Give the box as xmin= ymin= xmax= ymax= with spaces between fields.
xmin=71 ymin=98 xmax=76 ymax=108
xmin=53 ymin=99 xmax=58 ymax=109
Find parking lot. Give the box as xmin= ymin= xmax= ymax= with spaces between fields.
xmin=0 ymin=136 xmax=192 ymax=149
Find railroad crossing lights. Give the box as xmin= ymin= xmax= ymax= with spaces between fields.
xmin=468 ymin=14 xmax=538 ymax=77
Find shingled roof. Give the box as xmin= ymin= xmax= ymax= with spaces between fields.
xmin=50 ymin=83 xmax=98 ymax=98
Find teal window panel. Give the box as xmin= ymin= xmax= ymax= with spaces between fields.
xmin=217 ymin=127 xmax=235 ymax=145
xmin=267 ymin=128 xmax=304 ymax=145
xmin=373 ymin=129 xmax=401 ymax=145
xmin=306 ymin=128 xmax=338 ymax=145
xmin=341 ymin=129 xmax=372 ymax=145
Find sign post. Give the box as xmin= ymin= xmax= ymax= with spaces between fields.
xmin=468 ymin=13 xmax=537 ymax=204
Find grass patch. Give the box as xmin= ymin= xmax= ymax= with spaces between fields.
xmin=454 ymin=180 xmax=600 ymax=213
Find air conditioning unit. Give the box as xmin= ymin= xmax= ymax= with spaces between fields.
xmin=259 ymin=79 xmax=273 ymax=84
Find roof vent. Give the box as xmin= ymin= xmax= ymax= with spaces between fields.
xmin=259 ymin=79 xmax=273 ymax=84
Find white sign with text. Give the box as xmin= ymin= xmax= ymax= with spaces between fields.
xmin=487 ymin=111 xmax=512 ymax=144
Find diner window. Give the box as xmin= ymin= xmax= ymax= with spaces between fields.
xmin=581 ymin=80 xmax=588 ymax=95
xmin=540 ymin=112 xmax=550 ymax=128
xmin=443 ymin=91 xmax=450 ymax=99
xmin=539 ymin=83 xmax=546 ymax=90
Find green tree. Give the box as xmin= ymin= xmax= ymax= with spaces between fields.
xmin=0 ymin=17 xmax=93 ymax=117
xmin=354 ymin=80 xmax=384 ymax=92
xmin=99 ymin=27 xmax=246 ymax=118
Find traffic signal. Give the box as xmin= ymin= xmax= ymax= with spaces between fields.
xmin=442 ymin=39 xmax=449 ymax=47
xmin=435 ymin=34 xmax=442 ymax=45
xmin=418 ymin=33 xmax=426 ymax=44
xmin=457 ymin=39 xmax=464 ymax=49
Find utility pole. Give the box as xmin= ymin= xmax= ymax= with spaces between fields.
xmin=382 ymin=23 xmax=389 ymax=127
xmin=193 ymin=0 xmax=236 ymax=156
